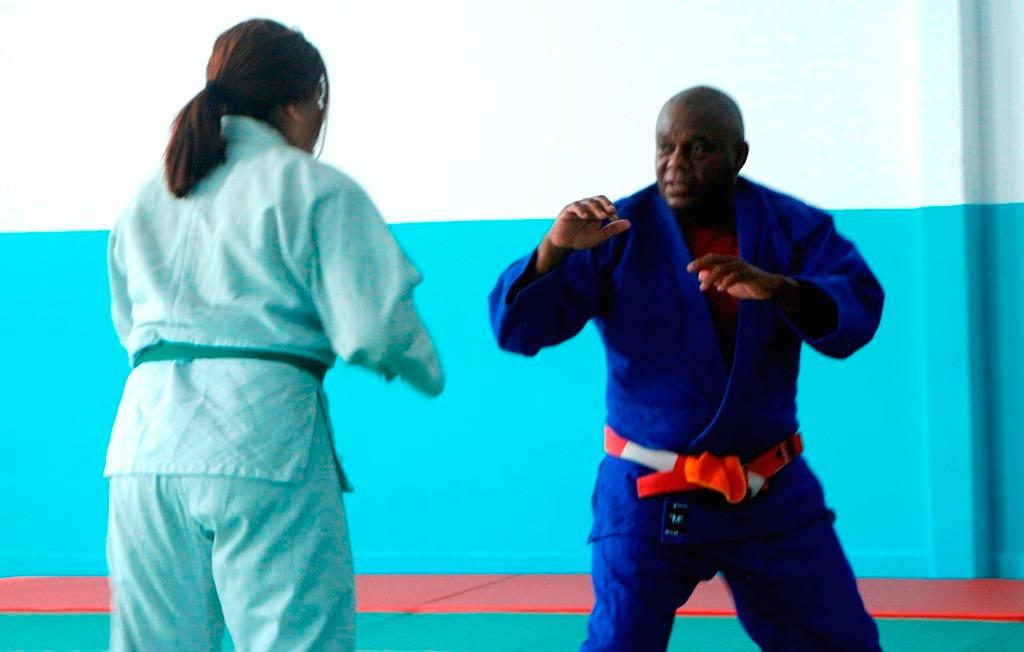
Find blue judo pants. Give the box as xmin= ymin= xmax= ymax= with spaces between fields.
xmin=582 ymin=518 xmax=881 ymax=652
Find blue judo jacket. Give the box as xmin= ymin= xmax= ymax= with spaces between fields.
xmin=489 ymin=178 xmax=884 ymax=543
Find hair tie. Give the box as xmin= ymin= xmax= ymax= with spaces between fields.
xmin=204 ymin=80 xmax=230 ymax=101
xmin=203 ymin=79 xmax=271 ymax=119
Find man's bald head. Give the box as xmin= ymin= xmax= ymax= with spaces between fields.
xmin=658 ymin=86 xmax=745 ymax=144
xmin=655 ymin=86 xmax=749 ymax=210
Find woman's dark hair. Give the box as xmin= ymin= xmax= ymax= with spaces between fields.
xmin=164 ymin=19 xmax=329 ymax=198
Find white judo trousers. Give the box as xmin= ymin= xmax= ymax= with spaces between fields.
xmin=107 ymin=393 xmax=355 ymax=652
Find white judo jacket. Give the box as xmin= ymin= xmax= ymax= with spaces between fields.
xmin=105 ymin=115 xmax=443 ymax=483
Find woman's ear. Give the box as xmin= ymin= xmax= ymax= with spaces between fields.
xmin=274 ymin=99 xmax=321 ymax=152
xmin=283 ymin=99 xmax=319 ymax=122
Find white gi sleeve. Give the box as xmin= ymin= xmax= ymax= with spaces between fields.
xmin=310 ymin=186 xmax=444 ymax=397
xmin=107 ymin=223 xmax=133 ymax=350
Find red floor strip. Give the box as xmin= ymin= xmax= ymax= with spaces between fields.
xmin=356 ymin=574 xmax=511 ymax=612
xmin=1 ymin=575 xmax=1022 ymax=621
xmin=0 ymin=577 xmax=108 ymax=614
xmin=395 ymin=574 xmax=735 ymax=616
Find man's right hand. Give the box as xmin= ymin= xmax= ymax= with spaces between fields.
xmin=535 ymin=196 xmax=631 ymax=275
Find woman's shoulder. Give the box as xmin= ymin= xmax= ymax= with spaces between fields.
xmin=262 ymin=147 xmax=367 ymax=201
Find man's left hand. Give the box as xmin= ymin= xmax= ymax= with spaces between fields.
xmin=687 ymin=254 xmax=796 ymax=301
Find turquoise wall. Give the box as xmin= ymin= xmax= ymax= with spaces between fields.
xmin=0 ymin=205 xmax=1020 ymax=578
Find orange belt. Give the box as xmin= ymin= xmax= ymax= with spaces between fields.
xmin=603 ymin=426 xmax=803 ymax=504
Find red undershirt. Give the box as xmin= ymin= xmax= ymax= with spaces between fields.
xmin=682 ymin=223 xmax=740 ymax=365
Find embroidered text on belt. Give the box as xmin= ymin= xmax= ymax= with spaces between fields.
xmin=603 ymin=426 xmax=803 ymax=504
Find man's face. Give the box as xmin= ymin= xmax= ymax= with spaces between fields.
xmin=655 ymin=103 xmax=747 ymax=209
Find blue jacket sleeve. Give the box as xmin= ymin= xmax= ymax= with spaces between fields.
xmin=488 ymin=247 xmax=605 ymax=356
xmin=783 ymin=212 xmax=884 ymax=359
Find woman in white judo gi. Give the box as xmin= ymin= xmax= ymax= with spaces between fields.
xmin=104 ymin=19 xmax=444 ymax=651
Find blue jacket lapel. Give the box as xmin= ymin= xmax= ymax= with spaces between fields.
xmin=679 ymin=180 xmax=767 ymax=454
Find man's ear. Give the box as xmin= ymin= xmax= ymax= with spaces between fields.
xmin=734 ymin=141 xmax=750 ymax=173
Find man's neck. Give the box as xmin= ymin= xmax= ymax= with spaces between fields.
xmin=673 ymin=198 xmax=735 ymax=229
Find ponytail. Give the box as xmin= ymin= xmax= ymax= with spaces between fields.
xmin=164 ymin=87 xmax=227 ymax=198
xmin=163 ymin=19 xmax=328 ymax=199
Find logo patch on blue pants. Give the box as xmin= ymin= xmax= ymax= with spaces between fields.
xmin=662 ymin=501 xmax=688 ymax=541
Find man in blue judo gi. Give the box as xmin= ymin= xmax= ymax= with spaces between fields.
xmin=488 ymin=86 xmax=884 ymax=651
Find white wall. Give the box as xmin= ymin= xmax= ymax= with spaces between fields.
xmin=0 ymin=0 xmax=1008 ymax=233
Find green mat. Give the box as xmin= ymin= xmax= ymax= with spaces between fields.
xmin=1 ymin=613 xmax=1021 ymax=651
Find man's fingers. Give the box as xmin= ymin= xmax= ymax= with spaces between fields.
xmin=699 ymin=261 xmax=744 ymax=291
xmin=594 ymin=195 xmax=617 ymax=215
xmin=715 ymin=271 xmax=743 ymax=292
xmin=687 ymin=254 xmax=737 ymax=272
xmin=581 ymin=197 xmax=613 ymax=220
xmin=599 ymin=219 xmax=631 ymax=241
xmin=702 ymin=261 xmax=742 ymax=285
xmin=562 ymin=202 xmax=602 ymax=222
xmin=562 ymin=204 xmax=593 ymax=222
xmin=560 ymin=196 xmax=618 ymax=222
